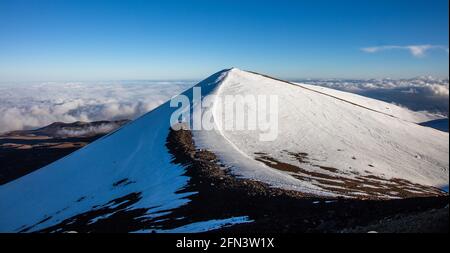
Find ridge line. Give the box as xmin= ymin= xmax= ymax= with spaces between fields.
xmin=245 ymin=70 xmax=400 ymax=121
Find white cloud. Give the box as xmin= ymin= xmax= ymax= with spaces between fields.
xmin=56 ymin=122 xmax=125 ymax=137
xmin=297 ymin=76 xmax=449 ymax=116
xmin=298 ymin=76 xmax=449 ymax=96
xmin=361 ymin=45 xmax=449 ymax=57
xmin=0 ymin=81 xmax=195 ymax=133
xmin=2 ymin=77 xmax=448 ymax=133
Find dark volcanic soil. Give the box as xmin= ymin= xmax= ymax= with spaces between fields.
xmin=254 ymin=152 xmax=444 ymax=199
xmin=161 ymin=127 xmax=449 ymax=233
xmin=3 ymin=125 xmax=448 ymax=233
xmin=0 ymin=135 xmax=102 ymax=185
xmin=0 ymin=120 xmax=129 ymax=185
xmin=341 ymin=205 xmax=449 ymax=233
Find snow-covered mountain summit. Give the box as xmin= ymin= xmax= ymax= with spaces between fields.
xmin=0 ymin=68 xmax=448 ymax=232
xmin=194 ymin=68 xmax=448 ymax=198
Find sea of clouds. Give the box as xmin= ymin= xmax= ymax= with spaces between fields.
xmin=297 ymin=76 xmax=449 ymax=116
xmin=0 ymin=81 xmax=195 ymax=133
xmin=0 ymin=77 xmax=448 ymax=133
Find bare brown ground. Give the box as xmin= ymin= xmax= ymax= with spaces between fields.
xmin=0 ymin=135 xmax=52 ymax=140
xmin=253 ymin=152 xmax=445 ymax=199
xmin=161 ymin=127 xmax=448 ymax=233
xmin=341 ymin=205 xmax=449 ymax=233
xmin=0 ymin=136 xmax=97 ymax=185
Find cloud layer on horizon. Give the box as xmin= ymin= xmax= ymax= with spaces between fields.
xmin=1 ymin=77 xmax=449 ymax=133
xmin=0 ymin=81 xmax=195 ymax=133
xmin=297 ymin=76 xmax=449 ymax=115
xmin=361 ymin=45 xmax=449 ymax=57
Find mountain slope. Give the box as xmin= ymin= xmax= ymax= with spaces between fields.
xmin=0 ymin=68 xmax=448 ymax=232
xmin=0 ymin=70 xmax=245 ymax=232
xmin=294 ymin=82 xmax=443 ymax=124
xmin=193 ymin=69 xmax=448 ymax=198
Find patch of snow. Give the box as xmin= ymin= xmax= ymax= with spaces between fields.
xmin=134 ymin=216 xmax=252 ymax=233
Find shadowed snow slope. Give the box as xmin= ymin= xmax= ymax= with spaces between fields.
xmin=0 ymin=68 xmax=448 ymax=232
xmin=0 ymin=69 xmax=244 ymax=232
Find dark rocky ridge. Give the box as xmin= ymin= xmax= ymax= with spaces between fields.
xmin=1 ymin=123 xmax=447 ymax=233
xmin=162 ymin=127 xmax=449 ymax=233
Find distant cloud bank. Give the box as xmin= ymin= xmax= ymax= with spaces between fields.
xmin=0 ymin=81 xmax=194 ymax=133
xmin=361 ymin=45 xmax=449 ymax=57
xmin=297 ymin=76 xmax=449 ymax=116
xmin=1 ymin=77 xmax=448 ymax=133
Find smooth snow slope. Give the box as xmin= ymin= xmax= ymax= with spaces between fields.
xmin=293 ymin=83 xmax=443 ymax=124
xmin=194 ymin=69 xmax=449 ymax=198
xmin=0 ymin=69 xmax=250 ymax=232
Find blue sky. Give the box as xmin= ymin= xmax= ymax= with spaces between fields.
xmin=0 ymin=0 xmax=448 ymax=81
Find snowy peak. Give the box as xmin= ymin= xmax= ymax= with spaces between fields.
xmin=193 ymin=68 xmax=449 ymax=199
xmin=224 ymin=68 xmax=441 ymax=123
xmin=0 ymin=68 xmax=448 ymax=233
